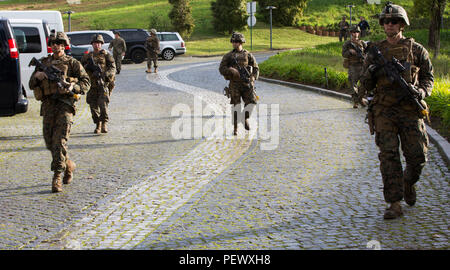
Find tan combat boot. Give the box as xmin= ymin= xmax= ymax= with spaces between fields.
xmin=353 ymin=102 xmax=358 ymax=109
xmin=154 ymin=67 xmax=158 ymax=73
xmin=63 ymin=160 xmax=76 ymax=185
xmin=383 ymin=201 xmax=403 ymax=219
xmin=101 ymin=121 xmax=108 ymax=133
xmin=52 ymin=172 xmax=63 ymax=193
xmin=94 ymin=122 xmax=101 ymax=134
xmin=146 ymin=68 xmax=152 ymax=73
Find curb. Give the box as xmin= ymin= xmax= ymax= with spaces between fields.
xmin=260 ymin=76 xmax=450 ymax=168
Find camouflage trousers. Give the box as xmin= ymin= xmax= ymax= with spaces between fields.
xmin=113 ymin=53 xmax=122 ymax=73
xmin=348 ymin=64 xmax=363 ymax=103
xmin=41 ymin=99 xmax=74 ymax=173
xmin=339 ymin=30 xmax=348 ymax=42
xmin=373 ymin=104 xmax=429 ymax=203
xmin=147 ymin=52 xmax=158 ymax=69
xmin=229 ymin=81 xmax=257 ymax=106
xmin=87 ymin=87 xmax=110 ymax=124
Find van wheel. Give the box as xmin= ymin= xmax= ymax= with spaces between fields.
xmin=131 ymin=48 xmax=146 ymax=64
xmin=162 ymin=49 xmax=175 ymax=61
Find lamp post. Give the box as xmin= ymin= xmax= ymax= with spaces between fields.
xmin=346 ymin=5 xmax=355 ymax=25
xmin=266 ymin=6 xmax=276 ymax=50
xmin=64 ymin=11 xmax=75 ymax=32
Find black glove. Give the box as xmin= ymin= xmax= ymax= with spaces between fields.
xmin=410 ymin=84 xmax=426 ymax=100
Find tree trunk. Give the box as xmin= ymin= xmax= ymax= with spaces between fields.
xmin=428 ymin=0 xmax=446 ymax=58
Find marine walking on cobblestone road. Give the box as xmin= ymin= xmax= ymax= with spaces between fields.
xmin=360 ymin=2 xmax=434 ymax=219
xmin=145 ymin=29 xmax=160 ymax=73
xmin=342 ymin=25 xmax=367 ymax=108
xmin=108 ymin=31 xmax=126 ymax=74
xmin=81 ymin=34 xmax=116 ymax=134
xmin=28 ymin=32 xmax=91 ymax=193
xmin=219 ymin=32 xmax=259 ymax=136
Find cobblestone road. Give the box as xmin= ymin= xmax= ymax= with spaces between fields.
xmin=0 ymin=55 xmax=448 ymax=250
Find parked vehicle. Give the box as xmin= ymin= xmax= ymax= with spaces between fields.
xmin=70 ymin=44 xmax=89 ymax=61
xmin=0 ymin=10 xmax=64 ymax=32
xmin=110 ymin=29 xmax=186 ymax=62
xmin=157 ymin=31 xmax=186 ymax=61
xmin=9 ymin=18 xmax=50 ymax=95
xmin=0 ymin=17 xmax=28 ymax=116
xmin=67 ymin=30 xmax=114 ymax=53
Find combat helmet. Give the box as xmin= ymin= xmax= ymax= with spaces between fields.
xmin=379 ymin=1 xmax=410 ymax=26
xmin=230 ymin=32 xmax=246 ymax=43
xmin=349 ymin=25 xmax=361 ymax=33
xmin=48 ymin=32 xmax=70 ymax=46
xmin=150 ymin=29 xmax=157 ymax=35
xmin=91 ymin=34 xmax=105 ymax=44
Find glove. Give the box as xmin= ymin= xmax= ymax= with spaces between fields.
xmin=228 ymin=67 xmax=240 ymax=81
xmin=58 ymin=81 xmax=74 ymax=95
xmin=34 ymin=71 xmax=48 ymax=81
xmin=410 ymin=85 xmax=426 ymax=100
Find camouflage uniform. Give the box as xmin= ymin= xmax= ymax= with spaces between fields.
xmin=29 ymin=32 xmax=91 ymax=192
xmin=145 ymin=29 xmax=160 ymax=73
xmin=81 ymin=34 xmax=116 ymax=134
xmin=219 ymin=32 xmax=259 ymax=135
xmin=108 ymin=32 xmax=126 ymax=74
xmin=338 ymin=17 xmax=349 ymax=42
xmin=342 ymin=25 xmax=367 ymax=107
xmin=360 ymin=3 xmax=433 ymax=218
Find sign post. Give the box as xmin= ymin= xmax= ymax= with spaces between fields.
xmin=247 ymin=1 xmax=257 ymax=50
xmin=265 ymin=6 xmax=276 ymax=50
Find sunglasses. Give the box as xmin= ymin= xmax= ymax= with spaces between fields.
xmin=383 ymin=18 xmax=401 ymax=25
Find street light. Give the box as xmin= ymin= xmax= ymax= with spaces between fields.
xmin=265 ymin=6 xmax=276 ymax=50
xmin=346 ymin=5 xmax=355 ymax=25
xmin=64 ymin=11 xmax=75 ymax=32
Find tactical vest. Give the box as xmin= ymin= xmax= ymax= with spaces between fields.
xmin=39 ymin=55 xmax=71 ymax=97
xmin=374 ymin=38 xmax=420 ymax=107
xmin=87 ymin=50 xmax=107 ymax=87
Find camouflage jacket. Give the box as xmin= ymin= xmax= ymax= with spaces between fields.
xmin=80 ymin=49 xmax=116 ymax=89
xmin=342 ymin=39 xmax=367 ymax=64
xmin=108 ymin=37 xmax=127 ymax=55
xmin=145 ymin=35 xmax=160 ymax=54
xmin=219 ymin=49 xmax=259 ymax=82
xmin=360 ymin=38 xmax=434 ymax=107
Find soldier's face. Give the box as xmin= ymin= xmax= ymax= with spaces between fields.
xmin=383 ymin=18 xmax=402 ymax=37
xmin=51 ymin=41 xmax=65 ymax=55
xmin=351 ymin=32 xmax=360 ymax=40
xmin=232 ymin=41 xmax=242 ymax=50
xmin=92 ymin=42 xmax=102 ymax=51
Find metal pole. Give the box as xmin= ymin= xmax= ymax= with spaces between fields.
xmin=269 ymin=8 xmax=273 ymax=50
xmin=347 ymin=5 xmax=355 ymax=25
xmin=68 ymin=13 xmax=71 ymax=32
xmin=250 ymin=2 xmax=253 ymax=50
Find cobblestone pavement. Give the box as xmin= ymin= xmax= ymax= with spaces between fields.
xmin=0 ymin=55 xmax=448 ymax=250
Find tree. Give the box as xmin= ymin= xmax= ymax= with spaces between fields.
xmin=428 ymin=0 xmax=446 ymax=58
xmin=211 ymin=0 xmax=247 ymax=34
xmin=168 ymin=0 xmax=195 ymax=39
xmin=257 ymin=0 xmax=308 ymax=26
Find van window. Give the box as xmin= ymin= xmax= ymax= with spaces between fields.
xmin=161 ymin=34 xmax=179 ymax=41
xmin=12 ymin=27 xmax=42 ymax=53
xmin=101 ymin=33 xmax=113 ymax=43
xmin=0 ymin=23 xmax=8 ymax=60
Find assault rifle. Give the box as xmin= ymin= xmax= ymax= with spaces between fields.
xmin=84 ymin=55 xmax=109 ymax=95
xmin=28 ymin=57 xmax=80 ymax=101
xmin=231 ymin=55 xmax=259 ymax=100
xmin=349 ymin=42 xmax=365 ymax=60
xmin=367 ymin=45 xmax=429 ymax=123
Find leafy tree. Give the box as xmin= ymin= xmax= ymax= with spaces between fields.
xmin=168 ymin=0 xmax=195 ymax=39
xmin=257 ymin=0 xmax=308 ymax=26
xmin=211 ymin=0 xmax=248 ymax=34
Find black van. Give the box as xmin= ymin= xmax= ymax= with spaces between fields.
xmin=0 ymin=17 xmax=28 ymax=116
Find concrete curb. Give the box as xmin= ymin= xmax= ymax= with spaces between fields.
xmin=260 ymin=76 xmax=450 ymax=168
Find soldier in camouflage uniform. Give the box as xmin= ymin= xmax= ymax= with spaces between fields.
xmin=81 ymin=34 xmax=116 ymax=134
xmin=29 ymin=32 xmax=91 ymax=193
xmin=108 ymin=31 xmax=126 ymax=74
xmin=338 ymin=16 xmax=350 ymax=42
xmin=360 ymin=2 xmax=434 ymax=219
xmin=145 ymin=29 xmax=160 ymax=73
xmin=219 ymin=32 xmax=259 ymax=136
xmin=342 ymin=25 xmax=367 ymax=108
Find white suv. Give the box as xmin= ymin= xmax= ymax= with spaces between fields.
xmin=156 ymin=32 xmax=186 ymax=61
xmin=67 ymin=30 xmax=114 ymax=52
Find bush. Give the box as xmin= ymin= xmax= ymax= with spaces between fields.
xmin=211 ymin=0 xmax=247 ymax=34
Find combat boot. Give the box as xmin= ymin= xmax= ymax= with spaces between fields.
xmin=404 ymin=181 xmax=416 ymax=206
xmin=383 ymin=201 xmax=403 ymax=219
xmin=145 ymin=68 xmax=152 ymax=73
xmin=101 ymin=121 xmax=108 ymax=133
xmin=353 ymin=102 xmax=358 ymax=109
xmin=154 ymin=67 xmax=158 ymax=73
xmin=63 ymin=160 xmax=76 ymax=185
xmin=94 ymin=122 xmax=101 ymax=134
xmin=244 ymin=111 xmax=250 ymax=130
xmin=52 ymin=172 xmax=63 ymax=193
